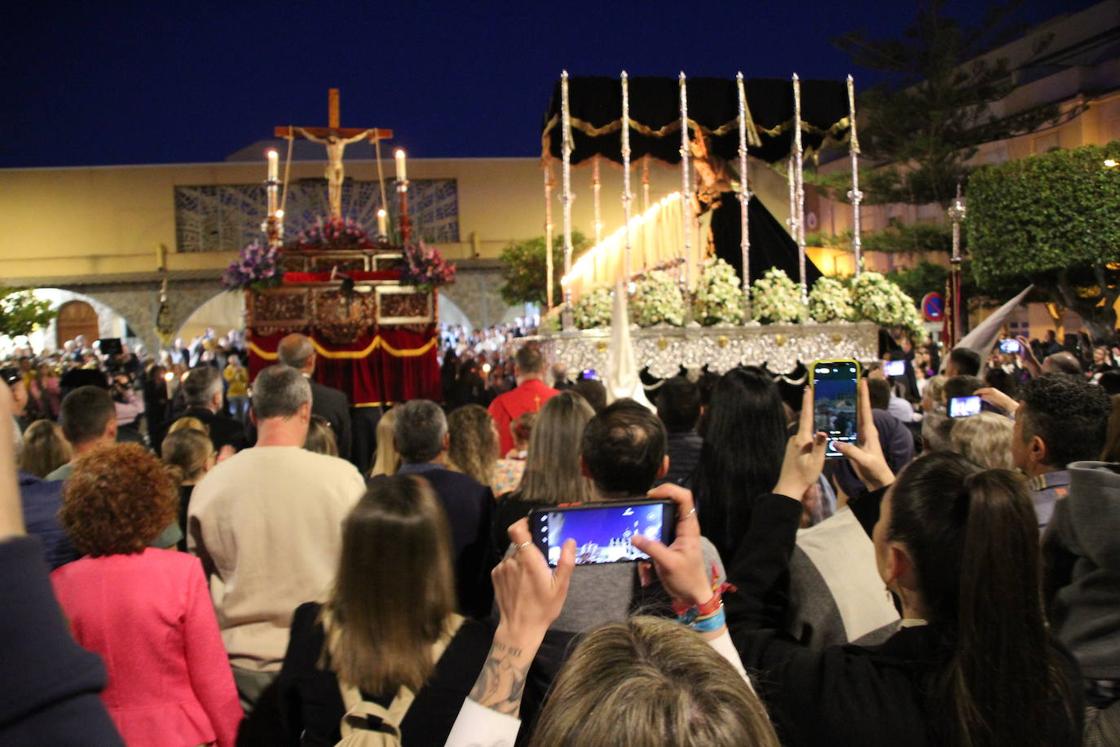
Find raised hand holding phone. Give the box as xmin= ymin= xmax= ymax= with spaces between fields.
xmin=835 ymin=379 xmax=895 ymax=491
xmin=631 ymin=483 xmax=713 ymax=609
xmin=773 ymin=386 xmax=829 ymax=501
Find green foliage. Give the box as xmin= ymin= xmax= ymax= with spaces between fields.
xmin=968 ymin=142 xmax=1120 ymax=337
xmin=0 ymin=289 xmax=56 ymax=339
xmin=834 ymin=2 xmax=1060 ymax=206
xmin=498 ymin=232 xmax=587 ymax=307
xmin=863 ymin=220 xmax=952 ymax=254
xmin=885 ymin=262 xmax=948 ymax=301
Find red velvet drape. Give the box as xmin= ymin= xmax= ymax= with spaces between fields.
xmin=247 ymin=327 xmax=441 ymax=405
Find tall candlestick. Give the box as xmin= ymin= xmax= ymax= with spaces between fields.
xmin=394 ymin=148 xmax=407 ymax=183
xmin=621 ymin=71 xmax=633 ymax=286
xmin=377 ymin=208 xmax=388 ymax=238
xmin=544 ymin=164 xmax=555 ymax=310
xmin=792 ymin=73 xmax=807 ymax=302
xmin=561 ymin=70 xmax=574 ymax=315
xmin=846 ymin=74 xmax=863 ymax=277
xmin=736 ymin=72 xmax=751 ymax=295
xmin=679 ymin=71 xmax=693 ymax=293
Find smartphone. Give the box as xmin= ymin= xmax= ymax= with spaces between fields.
xmin=883 ymin=360 xmax=906 ymax=377
xmin=998 ymin=339 xmax=1021 ymax=354
xmin=529 ymin=499 xmax=677 ymax=567
xmin=949 ymin=395 xmax=982 ymax=418
xmin=812 ymin=359 xmax=861 ymax=458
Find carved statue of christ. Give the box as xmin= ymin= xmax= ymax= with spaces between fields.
xmin=298 ymin=128 xmax=375 ymax=219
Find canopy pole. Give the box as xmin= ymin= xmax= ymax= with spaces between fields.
xmin=544 ymin=162 xmax=555 ymax=310
xmin=847 ymin=74 xmax=863 ymax=277
xmin=621 ymin=71 xmax=634 ymax=288
xmin=792 ymin=73 xmax=807 ymax=303
xmin=561 ymin=70 xmax=574 ymax=319
xmin=679 ymin=72 xmax=693 ymax=293
xmin=736 ymin=72 xmax=751 ymax=297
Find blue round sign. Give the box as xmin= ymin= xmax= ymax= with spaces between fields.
xmin=921 ymin=292 xmax=944 ymax=322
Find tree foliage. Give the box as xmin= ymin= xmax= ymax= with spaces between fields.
xmin=0 ymin=288 xmax=56 ymax=339
xmin=498 ymin=232 xmax=588 ymax=307
xmin=968 ymin=143 xmax=1120 ymax=339
xmin=834 ymin=1 xmax=1061 ymax=206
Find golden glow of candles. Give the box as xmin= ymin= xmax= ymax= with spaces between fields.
xmin=395 ymin=149 xmax=407 ymax=182
xmin=267 ymin=149 xmax=278 ymax=181
xmin=275 ymin=209 xmax=284 ymax=219
xmin=377 ymin=208 xmax=388 ymax=236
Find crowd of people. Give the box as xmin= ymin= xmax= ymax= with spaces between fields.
xmin=2 ymin=322 xmax=1120 ymax=746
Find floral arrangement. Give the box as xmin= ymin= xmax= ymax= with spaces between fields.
xmin=573 ymin=286 xmax=614 ymax=329
xmin=750 ymin=268 xmax=806 ymax=324
xmin=849 ymin=271 xmax=925 ymax=339
xmin=222 ymin=241 xmax=281 ymax=291
xmin=401 ymin=242 xmax=456 ymax=291
xmin=295 ymin=215 xmax=375 ymax=251
xmin=630 ymin=271 xmax=686 ymax=327
xmin=808 ymin=276 xmax=855 ymax=323
xmin=692 ymin=258 xmax=746 ymax=326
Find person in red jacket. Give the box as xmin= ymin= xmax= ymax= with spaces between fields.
xmin=488 ymin=343 xmax=559 ymax=455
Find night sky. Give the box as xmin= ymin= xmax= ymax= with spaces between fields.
xmin=2 ymin=0 xmax=1090 ymax=168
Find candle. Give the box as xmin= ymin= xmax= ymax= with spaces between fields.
xmin=395 ymin=149 xmax=407 ymax=183
xmin=377 ymin=208 xmax=388 ymax=237
xmin=267 ymin=149 xmax=278 ymax=182
xmin=156 ymin=243 xmax=166 ymax=272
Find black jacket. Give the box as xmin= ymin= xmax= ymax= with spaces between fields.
xmin=310 ymin=380 xmax=352 ymax=463
xmin=152 ymin=407 xmax=248 ymax=456
xmin=0 ymin=537 xmax=123 ymax=746
xmin=269 ymin=603 xmax=493 ymax=746
xmin=726 ymin=491 xmax=1084 ymax=747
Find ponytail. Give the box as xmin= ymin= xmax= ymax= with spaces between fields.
xmin=887 ymin=453 xmax=1072 ymax=747
xmin=941 ymin=470 xmax=1056 ymax=747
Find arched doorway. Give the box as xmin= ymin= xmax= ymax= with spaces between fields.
xmin=55 ymin=300 xmax=100 ymax=347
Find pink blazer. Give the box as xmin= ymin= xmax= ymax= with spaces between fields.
xmin=51 ymin=548 xmax=242 ymax=747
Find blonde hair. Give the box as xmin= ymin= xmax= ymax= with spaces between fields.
xmin=19 ymin=420 xmax=71 ymax=478
xmin=447 ymin=405 xmax=499 ymax=486
xmin=323 ymin=475 xmax=456 ymax=694
xmin=923 ymin=375 xmax=948 ymax=411
xmin=518 ymin=391 xmax=595 ymax=505
xmin=305 ymin=415 xmax=339 ymax=457
xmin=161 ymin=428 xmax=213 ymax=484
xmin=532 ymin=617 xmax=779 ymax=747
xmin=949 ymin=412 xmax=1015 ymax=470
xmin=370 ymin=407 xmax=401 ymax=477
xmin=168 ymin=416 xmax=209 ymax=436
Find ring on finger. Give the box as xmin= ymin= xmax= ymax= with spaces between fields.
xmin=680 ymin=507 xmax=697 ymax=521
xmin=515 ymin=540 xmax=532 ymax=553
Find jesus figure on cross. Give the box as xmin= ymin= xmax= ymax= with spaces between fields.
xmin=297 ymin=128 xmax=374 ymax=218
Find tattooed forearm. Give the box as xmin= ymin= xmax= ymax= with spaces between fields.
xmin=468 ymin=637 xmax=533 ymax=717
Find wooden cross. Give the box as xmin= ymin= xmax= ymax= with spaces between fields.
xmin=275 ymin=88 xmax=393 ymax=218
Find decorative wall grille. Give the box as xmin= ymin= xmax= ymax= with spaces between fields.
xmin=175 ymin=178 xmax=459 ymax=252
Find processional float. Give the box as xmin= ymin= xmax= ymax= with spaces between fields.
xmin=535 ymin=72 xmax=877 ymax=378
xmin=238 ymin=89 xmax=443 ymax=406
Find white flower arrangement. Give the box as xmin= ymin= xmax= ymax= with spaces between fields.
xmin=808 ymin=276 xmax=855 ymax=323
xmin=692 ymin=258 xmax=746 ymax=326
xmin=572 ymin=286 xmax=614 ymax=329
xmin=750 ymin=268 xmax=807 ymax=324
xmin=850 ymin=271 xmax=925 ymax=339
xmin=630 ymin=271 xmax=686 ymax=327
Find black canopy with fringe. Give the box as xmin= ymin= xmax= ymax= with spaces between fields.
xmin=541 ymin=76 xmax=850 ymax=165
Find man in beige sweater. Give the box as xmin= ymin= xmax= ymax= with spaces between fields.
xmin=188 ymin=364 xmax=366 ymax=709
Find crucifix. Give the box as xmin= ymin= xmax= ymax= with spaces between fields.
xmin=275 ymin=88 xmax=393 ymax=219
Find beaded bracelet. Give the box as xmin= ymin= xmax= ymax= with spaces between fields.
xmin=689 ymin=606 xmax=726 ymax=634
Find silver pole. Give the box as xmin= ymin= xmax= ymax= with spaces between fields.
xmin=736 ymin=72 xmax=751 ymax=294
xmin=679 ymin=72 xmax=693 ymax=292
xmin=544 ymin=164 xmax=555 ymax=310
xmin=561 ymin=70 xmax=574 ymax=312
xmin=621 ymin=71 xmax=633 ymax=286
xmin=847 ymin=74 xmax=863 ymax=277
xmin=792 ymin=73 xmax=807 ymax=302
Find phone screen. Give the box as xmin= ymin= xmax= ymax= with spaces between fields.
xmin=949 ymin=395 xmax=982 ymax=418
xmin=999 ymin=339 xmax=1021 ymax=354
xmin=530 ymin=500 xmax=676 ymax=566
xmin=813 ymin=360 xmax=860 ymax=458
xmin=883 ymin=360 xmax=906 ymax=377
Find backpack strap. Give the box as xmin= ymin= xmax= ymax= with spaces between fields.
xmin=336 ymin=614 xmax=466 ymax=736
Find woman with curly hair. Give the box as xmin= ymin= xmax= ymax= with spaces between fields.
xmin=50 ymin=443 xmax=242 ymax=747
xmin=447 ymin=404 xmax=499 ymax=487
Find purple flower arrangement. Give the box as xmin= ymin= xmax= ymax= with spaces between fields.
xmin=401 ymin=242 xmax=456 ymax=291
xmin=296 ymin=216 xmax=375 ymax=251
xmin=222 ymin=241 xmax=281 ymax=291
